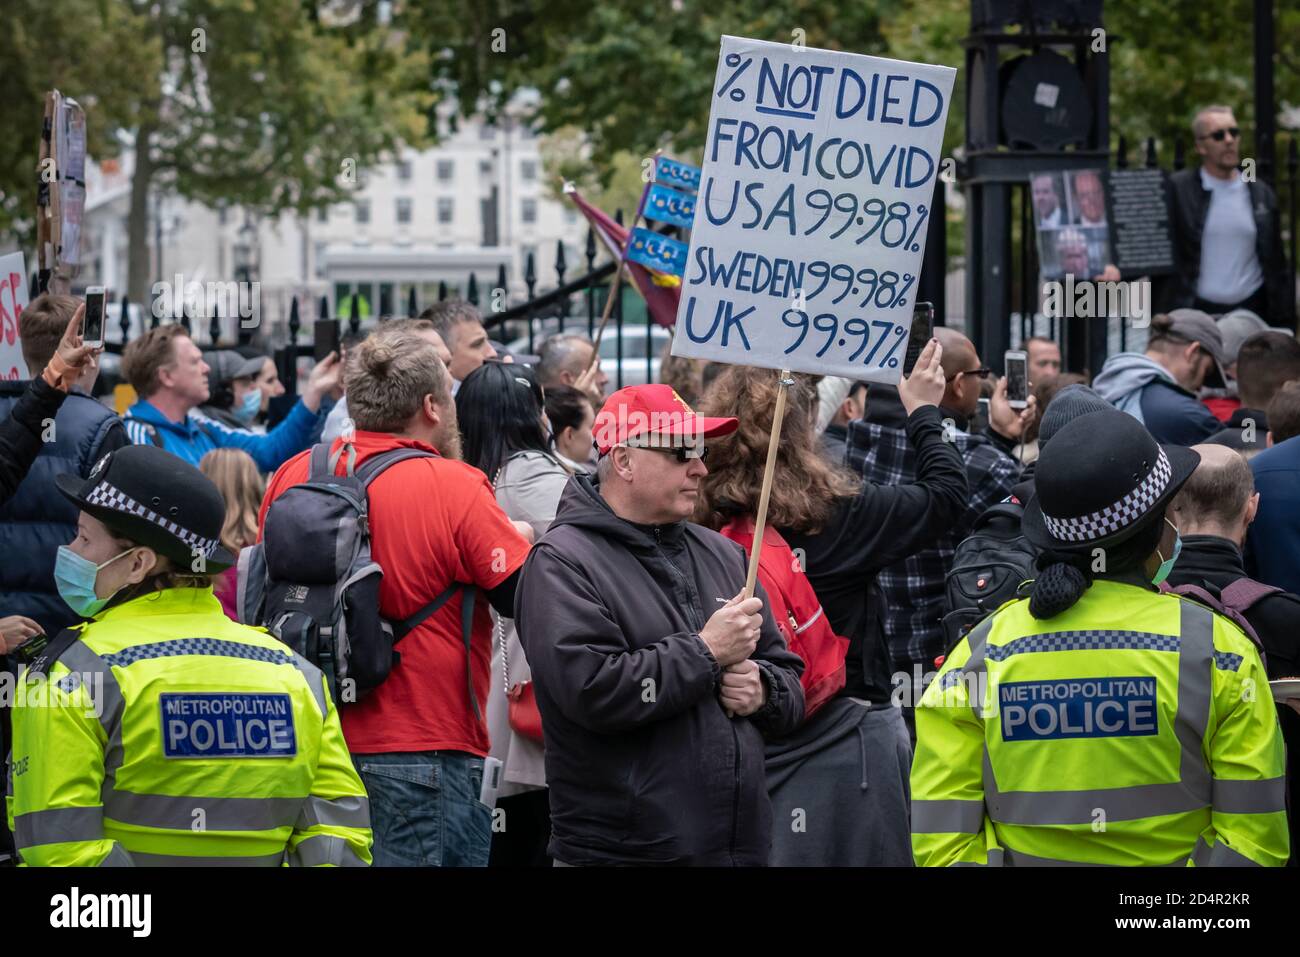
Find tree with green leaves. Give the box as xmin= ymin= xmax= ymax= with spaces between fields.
xmin=1 ymin=0 xmax=432 ymax=302
xmin=416 ymin=0 xmax=1296 ymax=198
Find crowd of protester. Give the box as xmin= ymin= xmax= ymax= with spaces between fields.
xmin=3 ymin=100 xmax=1300 ymax=868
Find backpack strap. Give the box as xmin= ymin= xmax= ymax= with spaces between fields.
xmin=20 ymin=628 xmax=84 ymax=678
xmin=308 ymin=442 xmax=334 ymax=478
xmin=1220 ymin=578 xmax=1284 ymax=614
xmin=1166 ymin=583 xmax=1267 ymax=664
xmin=973 ymin=501 xmax=1026 ymax=532
xmin=354 ymin=446 xmax=438 ymax=487
xmin=390 ymin=582 xmax=481 ymax=722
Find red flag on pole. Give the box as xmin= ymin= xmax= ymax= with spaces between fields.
xmin=565 ymin=184 xmax=681 ymax=329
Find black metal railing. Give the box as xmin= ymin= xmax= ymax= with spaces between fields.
xmin=76 ymin=207 xmax=684 ymax=398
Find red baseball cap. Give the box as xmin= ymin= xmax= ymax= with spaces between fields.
xmin=593 ymin=384 xmax=738 ymax=456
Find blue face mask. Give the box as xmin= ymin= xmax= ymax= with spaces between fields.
xmin=54 ymin=546 xmax=134 ymax=618
xmin=1151 ymin=519 xmax=1183 ymax=586
xmin=234 ymin=388 xmax=262 ymax=424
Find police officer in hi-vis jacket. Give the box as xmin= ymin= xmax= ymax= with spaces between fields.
xmin=5 ymin=444 xmax=371 ymax=866
xmin=912 ymin=408 xmax=1287 ymax=867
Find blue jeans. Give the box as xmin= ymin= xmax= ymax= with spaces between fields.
xmin=354 ymin=751 xmax=492 ymax=867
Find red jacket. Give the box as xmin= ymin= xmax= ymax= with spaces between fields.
xmin=260 ymin=432 xmax=530 ymax=756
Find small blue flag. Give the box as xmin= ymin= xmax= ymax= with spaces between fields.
xmin=656 ymin=157 xmax=702 ymax=193
xmin=644 ymin=183 xmax=697 ymax=229
xmin=625 ymin=227 xmax=689 ymax=276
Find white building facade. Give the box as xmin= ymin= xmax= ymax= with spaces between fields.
xmin=80 ymin=109 xmax=589 ymax=344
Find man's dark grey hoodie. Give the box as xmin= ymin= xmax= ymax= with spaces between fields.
xmin=514 ymin=475 xmax=805 ymax=866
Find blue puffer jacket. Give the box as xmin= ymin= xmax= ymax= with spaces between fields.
xmin=0 ymin=381 xmax=128 ymax=635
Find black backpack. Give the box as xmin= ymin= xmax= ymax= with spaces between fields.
xmin=941 ymin=500 xmax=1038 ymax=652
xmin=238 ymin=442 xmax=478 ymax=711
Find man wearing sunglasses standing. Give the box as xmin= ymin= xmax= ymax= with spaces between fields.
xmin=1161 ymin=105 xmax=1293 ymax=324
xmin=514 ymin=384 xmax=806 ymax=865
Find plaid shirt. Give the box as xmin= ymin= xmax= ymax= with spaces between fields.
xmin=846 ymin=418 xmax=1022 ymax=668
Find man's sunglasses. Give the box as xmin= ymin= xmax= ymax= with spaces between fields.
xmin=623 ymin=442 xmax=709 ymax=463
xmin=1199 ymin=127 xmax=1241 ymax=143
xmin=944 ymin=367 xmax=992 ymax=382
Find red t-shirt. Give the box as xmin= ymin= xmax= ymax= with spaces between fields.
xmin=259 ymin=432 xmax=530 ymax=756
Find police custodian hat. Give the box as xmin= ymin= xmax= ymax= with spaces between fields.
xmin=55 ymin=445 xmax=237 ymax=572
xmin=1023 ymin=408 xmax=1199 ymax=553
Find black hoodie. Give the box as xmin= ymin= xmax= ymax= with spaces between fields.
xmin=514 ymin=475 xmax=805 ymax=865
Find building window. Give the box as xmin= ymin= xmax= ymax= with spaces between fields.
xmin=315 ymin=242 xmax=328 ymax=278
xmin=479 ymin=124 xmax=497 ymax=141
xmin=396 ymin=198 xmax=412 ymax=224
xmin=438 ymin=198 xmax=454 ymax=224
xmin=520 ymin=160 xmax=537 ymax=182
xmin=521 ymin=199 xmax=537 ymax=224
xmin=437 ymin=159 xmax=455 ymax=182
xmin=355 ymin=200 xmax=370 ymax=225
xmin=397 ymin=160 xmax=412 ymax=181
xmin=317 ymin=206 xmax=328 ymax=223
xmin=564 ymin=206 xmax=578 ymax=225
xmin=478 ymin=159 xmax=492 ymax=175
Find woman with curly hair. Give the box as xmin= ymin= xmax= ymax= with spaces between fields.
xmin=695 ymin=339 xmax=968 ymax=865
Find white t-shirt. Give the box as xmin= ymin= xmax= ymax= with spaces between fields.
xmin=1196 ymin=168 xmax=1263 ymax=304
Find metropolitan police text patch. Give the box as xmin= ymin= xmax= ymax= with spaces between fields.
xmin=998 ymin=677 xmax=1158 ymax=742
xmin=160 ymin=693 xmax=297 ymax=758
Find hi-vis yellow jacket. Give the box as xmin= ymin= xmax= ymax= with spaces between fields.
xmin=911 ymin=579 xmax=1288 ymax=867
xmin=5 ymin=588 xmax=371 ymax=866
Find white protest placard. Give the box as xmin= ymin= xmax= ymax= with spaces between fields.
xmin=0 ymin=251 xmax=28 ymax=381
xmin=672 ymin=36 xmax=955 ymax=382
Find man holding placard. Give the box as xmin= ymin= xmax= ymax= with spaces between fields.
xmin=514 ymin=384 xmax=806 ymax=866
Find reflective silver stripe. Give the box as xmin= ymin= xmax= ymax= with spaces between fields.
xmin=984 ymin=601 xmax=1217 ymax=827
xmin=1174 ymin=599 xmax=1214 ymax=803
xmin=1213 ymin=776 xmax=1287 ymax=815
xmin=951 ymin=847 xmax=1004 ymax=867
xmin=289 ymin=652 xmax=328 ymax=718
xmin=50 ymin=640 xmax=130 ymax=799
xmin=13 ymin=806 xmax=104 ymax=848
xmin=100 ymin=844 xmax=136 ymax=866
xmin=962 ymin=617 xmax=995 ymax=719
xmin=1005 ymin=847 xmax=1109 ymax=866
xmin=912 ymin=799 xmax=985 ymax=834
xmin=296 ymin=794 xmax=371 ymax=830
xmin=287 ymin=834 xmax=368 ymax=867
xmin=988 ymin=776 xmax=1207 ymax=825
xmin=1191 ymin=836 xmax=1261 ymax=867
xmin=131 ymin=851 xmax=286 ymax=867
xmin=104 ymin=791 xmax=302 ymax=832
xmin=55 ymin=640 xmax=126 ymax=735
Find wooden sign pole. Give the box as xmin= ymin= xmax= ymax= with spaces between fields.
xmin=743 ymin=368 xmax=792 ymax=600
xmin=589 ymin=265 xmax=624 ymax=356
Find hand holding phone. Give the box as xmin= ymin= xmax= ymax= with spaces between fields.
xmin=81 ymin=287 xmax=106 ymax=348
xmin=1004 ymin=350 xmax=1028 ymax=410
xmin=903 ymin=302 xmax=935 ymax=377
xmin=314 ymin=319 xmax=341 ymax=364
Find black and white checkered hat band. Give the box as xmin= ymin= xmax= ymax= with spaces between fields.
xmin=85 ymin=481 xmax=219 ymax=558
xmin=1042 ymin=448 xmax=1172 ymax=543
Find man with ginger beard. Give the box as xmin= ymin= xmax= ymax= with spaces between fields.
xmin=260 ymin=324 xmax=531 ymax=866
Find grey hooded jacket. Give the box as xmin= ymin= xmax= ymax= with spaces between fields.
xmin=1092 ymin=352 xmax=1222 ymax=445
